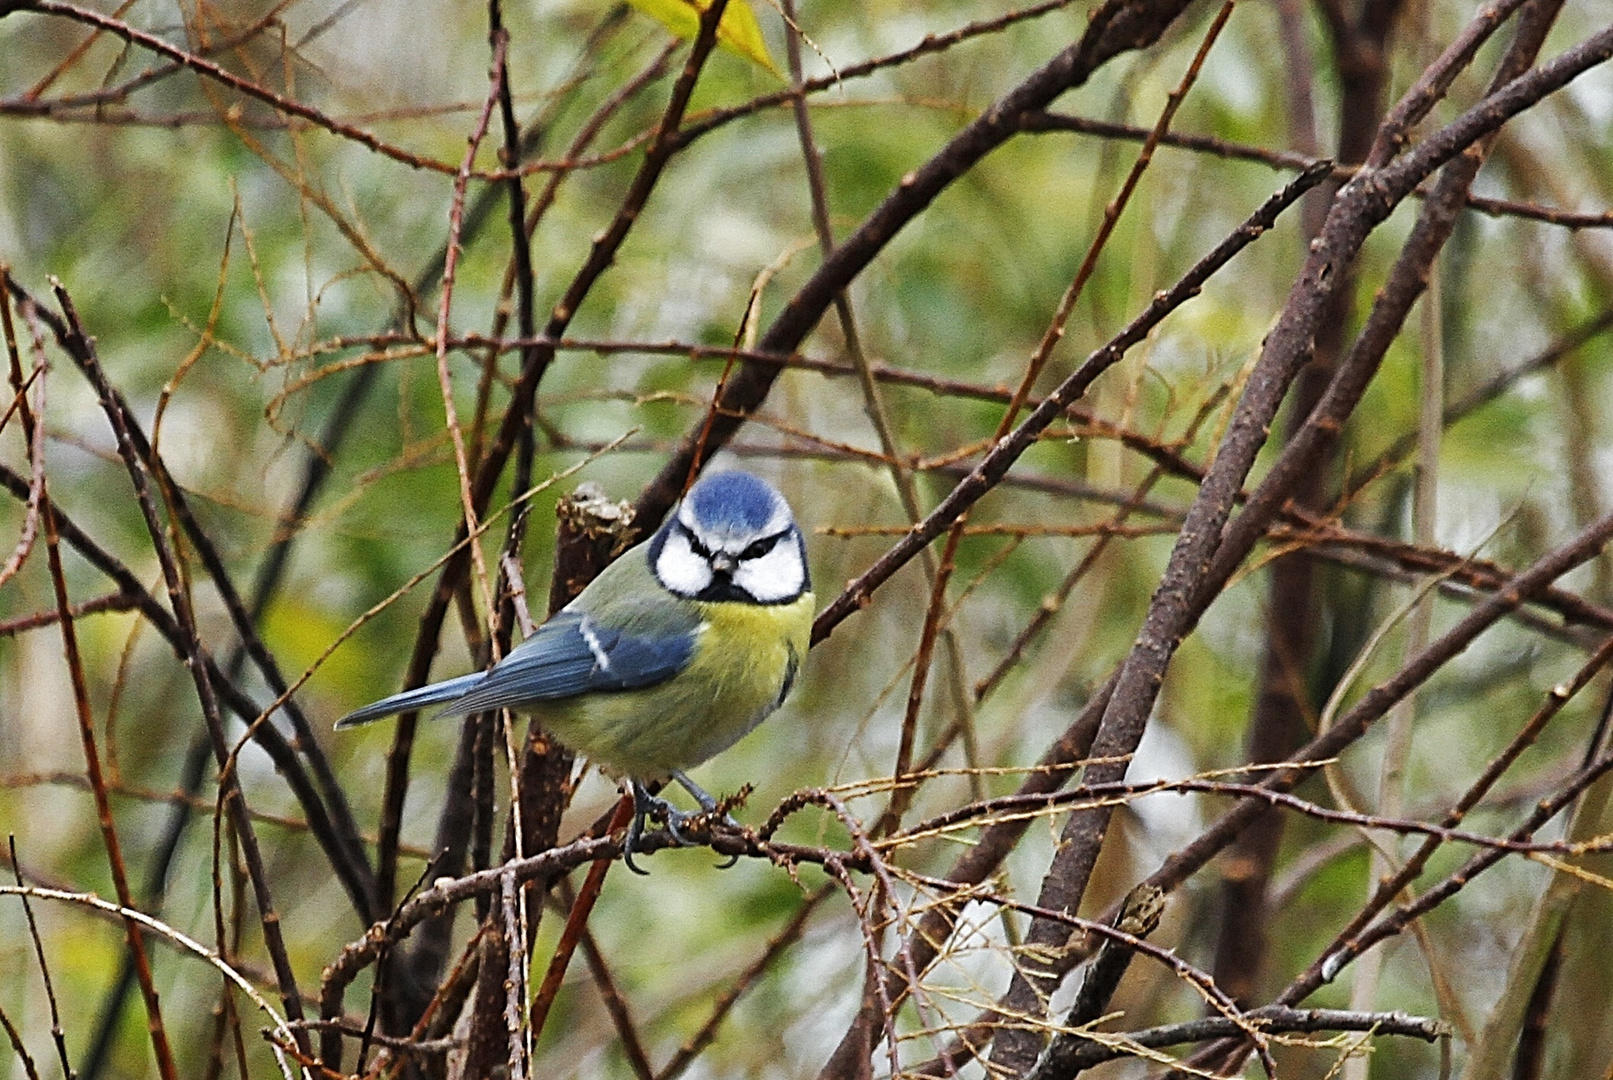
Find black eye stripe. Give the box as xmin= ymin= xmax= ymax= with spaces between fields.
xmin=742 ymin=530 xmax=793 ymax=561
xmin=678 ymin=523 xmax=713 ymax=559
xmin=741 ymin=535 xmax=777 ymax=560
xmin=680 ymin=523 xmax=793 ymax=565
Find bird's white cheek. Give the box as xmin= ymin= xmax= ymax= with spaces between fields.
xmin=655 ymin=534 xmax=712 ymax=597
xmin=734 ymin=544 xmax=804 ymax=603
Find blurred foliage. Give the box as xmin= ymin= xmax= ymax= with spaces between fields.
xmin=3 ymin=0 xmax=1613 ymax=1078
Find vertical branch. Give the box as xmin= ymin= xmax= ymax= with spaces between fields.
xmin=461 ymin=482 xmax=638 ymax=1068
xmin=440 ymin=6 xmax=737 ymax=1058
xmin=7 ymin=835 xmax=72 ymax=1080
xmin=1346 ymin=238 xmax=1444 ymax=1075
xmin=43 ymin=281 xmax=313 ymax=1056
xmin=1209 ymin=0 xmax=1404 ymax=1010
xmin=0 ymin=367 xmax=42 ymax=589
xmin=982 ymin=8 xmax=1237 ymax=1066
xmin=526 ymin=798 xmax=634 ymax=1042
xmin=0 ymin=1002 xmax=39 ymax=1080
xmin=780 ymin=0 xmax=987 ymax=823
xmin=372 ymin=0 xmax=735 ymax=930
xmin=458 ymin=922 xmax=515 ymax=1078
xmin=372 ymin=23 xmax=510 ymax=938
xmin=483 ymin=0 xmax=548 ymax=991
xmin=211 ymin=821 xmax=252 ymax=1080
xmin=427 ymin=31 xmax=541 ymax=1075
xmin=469 ymin=15 xmax=661 ymax=470
xmin=5 ymin=288 xmax=178 ymax=1080
xmin=500 ymin=869 xmax=528 ymax=1080
xmin=434 ymin=32 xmax=507 ymax=672
xmin=380 ymin=13 xmax=651 ymax=992
xmin=635 ymin=0 xmax=1202 ymax=528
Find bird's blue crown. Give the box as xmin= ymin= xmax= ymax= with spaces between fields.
xmin=686 ymin=471 xmax=786 ymax=535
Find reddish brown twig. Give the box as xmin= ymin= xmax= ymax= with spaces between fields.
xmin=5 ymin=282 xmax=179 ymax=1080
xmin=43 ymin=280 xmax=312 ymax=1054
xmin=999 ymin=14 xmax=1613 ymax=1070
xmin=528 ymin=795 xmax=635 ymax=1042
xmin=810 ymin=160 xmax=1330 ymax=646
xmin=19 ymin=0 xmax=467 ymax=174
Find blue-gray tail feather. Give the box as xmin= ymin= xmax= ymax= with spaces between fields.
xmin=334 ymin=672 xmax=486 ymax=729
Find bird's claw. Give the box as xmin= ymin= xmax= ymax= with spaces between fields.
xmin=623 ymin=777 xmax=744 ymax=873
xmin=625 ymin=782 xmax=680 ymax=875
xmin=663 ymin=805 xmax=697 ymax=846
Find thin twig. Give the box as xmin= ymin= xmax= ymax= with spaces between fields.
xmin=6 ymin=289 xmax=179 ymax=1080
xmin=43 ymin=280 xmax=312 ymax=1055
xmin=0 ymin=885 xmax=302 ymax=1080
xmin=7 ymin=837 xmax=73 ymax=1080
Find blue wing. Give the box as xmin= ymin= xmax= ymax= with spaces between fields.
xmin=442 ymin=607 xmax=700 ymax=716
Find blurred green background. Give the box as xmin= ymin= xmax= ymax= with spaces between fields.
xmin=4 ymin=0 xmax=1613 ymax=1076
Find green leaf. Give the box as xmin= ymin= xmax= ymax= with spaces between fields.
xmin=627 ymin=0 xmax=783 ymax=78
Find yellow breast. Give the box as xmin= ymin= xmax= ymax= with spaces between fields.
xmin=532 ymin=592 xmax=814 ymax=779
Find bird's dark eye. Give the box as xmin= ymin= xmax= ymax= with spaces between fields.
xmin=741 ymin=533 xmax=782 ymax=561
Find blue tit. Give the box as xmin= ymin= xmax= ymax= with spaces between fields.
xmin=337 ymin=470 xmax=814 ymax=873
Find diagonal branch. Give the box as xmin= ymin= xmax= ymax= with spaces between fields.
xmin=635 ymin=0 xmax=1205 ymax=529
xmin=40 ymin=280 xmax=314 ymax=1055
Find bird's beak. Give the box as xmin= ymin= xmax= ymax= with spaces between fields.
xmin=710 ymin=552 xmax=736 ymax=574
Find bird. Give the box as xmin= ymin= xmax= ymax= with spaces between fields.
xmin=336 ymin=469 xmax=814 ymax=873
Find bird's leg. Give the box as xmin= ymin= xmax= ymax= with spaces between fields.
xmin=624 ymin=775 xmax=744 ymax=872
xmin=624 ymin=778 xmax=714 ymax=874
xmin=670 ymin=770 xmax=737 ymax=821
xmin=670 ymin=769 xmax=742 ymax=869
xmin=624 ymin=780 xmax=666 ymax=876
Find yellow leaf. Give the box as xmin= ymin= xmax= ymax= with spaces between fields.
xmin=627 ymin=0 xmax=783 ymax=78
